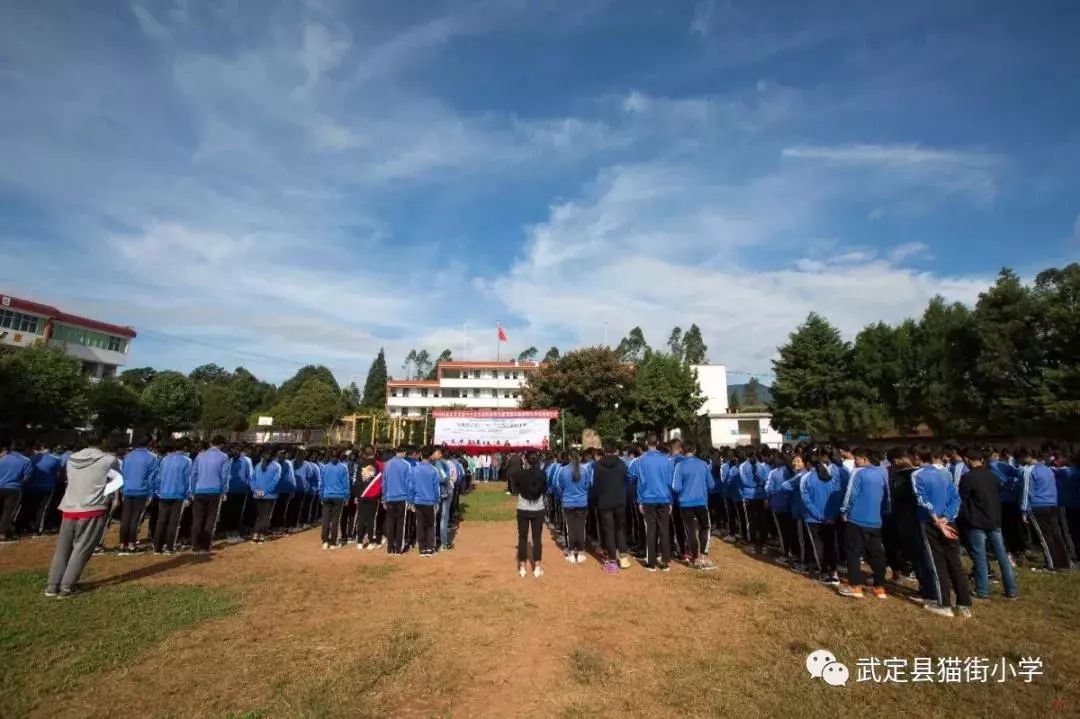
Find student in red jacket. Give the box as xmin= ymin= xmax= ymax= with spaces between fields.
xmin=354 ymin=452 xmax=383 ymax=550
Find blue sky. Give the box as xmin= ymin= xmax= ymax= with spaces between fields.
xmin=2 ymin=0 xmax=1078 ymax=386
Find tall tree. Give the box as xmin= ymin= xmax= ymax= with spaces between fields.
xmin=199 ymin=384 xmax=248 ymax=432
xmin=614 ymin=326 xmax=650 ymax=363
xmin=279 ymin=365 xmax=340 ymax=398
xmin=89 ymin=379 xmax=145 ymax=434
xmin=231 ymin=367 xmax=276 ymax=415
xmin=913 ymin=297 xmax=980 ymax=435
xmin=189 ymin=363 xmax=231 ymax=385
xmin=728 ymin=391 xmax=741 ymax=413
xmin=341 ymin=381 xmax=362 ymax=412
xmin=744 ymin=377 xmax=761 ymax=406
xmin=118 ymin=366 xmax=157 ymax=393
xmin=625 ymin=352 xmax=705 ymax=435
xmin=1033 ymin=263 xmax=1080 ymax=437
xmin=517 ymin=346 xmax=539 ymax=363
xmin=682 ymin=324 xmax=707 ymax=365
xmin=667 ymin=327 xmax=684 ymax=359
xmin=426 ymin=349 xmax=453 ymax=380
xmin=402 ymin=349 xmax=417 ymax=379
xmin=543 ymin=346 xmax=560 ymax=363
xmin=273 ymin=379 xmax=344 ymax=429
xmin=770 ymin=313 xmax=855 ymax=438
xmin=0 ymin=345 xmax=90 ymax=431
xmin=362 ymin=349 xmax=389 ymax=407
xmin=413 ymin=349 xmax=433 ymax=380
xmin=520 ymin=347 xmax=635 ymax=425
xmin=142 ymin=371 xmax=201 ymax=433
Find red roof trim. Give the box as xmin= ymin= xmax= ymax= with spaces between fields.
xmin=438 ymin=361 xmax=539 ymax=368
xmin=387 ymin=379 xmax=440 ymax=387
xmin=2 ymin=294 xmax=137 ymax=338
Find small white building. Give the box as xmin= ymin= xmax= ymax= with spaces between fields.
xmin=386 ymin=360 xmax=540 ymax=417
xmin=691 ymin=364 xmax=784 ymax=449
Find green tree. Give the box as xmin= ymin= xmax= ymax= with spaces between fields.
xmin=142 ymin=371 xmax=201 ymax=433
xmin=118 ymin=366 xmax=157 ymax=392
xmin=913 ymin=298 xmax=981 ymax=435
xmin=614 ymin=326 xmax=650 ymax=363
xmin=362 ymin=349 xmax=389 ymax=407
xmin=280 ymin=365 xmax=340 ymax=398
xmin=667 ymin=327 xmax=683 ymax=359
xmin=273 ymin=379 xmax=344 ymax=429
xmin=413 ymin=350 xmax=433 ymax=380
xmin=426 ymin=349 xmax=453 ymax=380
xmin=744 ymin=377 xmax=761 ymax=406
xmin=89 ymin=378 xmax=145 ymax=434
xmin=1033 ymin=263 xmax=1080 ymax=437
xmin=341 ymin=381 xmax=362 ymax=412
xmin=594 ymin=408 xmax=627 ymax=443
xmin=199 ymin=384 xmax=248 ymax=432
xmin=231 ymin=367 xmax=276 ymax=415
xmin=625 ymin=352 xmax=705 ymax=436
xmin=728 ymin=391 xmax=741 ymax=413
xmin=770 ymin=313 xmax=855 ymax=438
xmin=543 ymin=346 xmax=560 ymax=363
xmin=517 ymin=346 xmax=539 ymax=363
xmin=0 ymin=345 xmax=90 ymax=431
xmin=681 ymin=324 xmax=707 ymax=365
xmin=850 ymin=322 xmax=913 ymax=434
xmin=189 ymin=363 xmax=231 ymax=385
xmin=402 ymin=349 xmax=417 ymax=379
xmin=520 ymin=346 xmax=634 ymax=425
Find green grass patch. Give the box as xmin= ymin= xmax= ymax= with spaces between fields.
xmin=458 ymin=484 xmax=517 ymax=522
xmin=0 ymin=569 xmax=236 ymax=719
xmin=569 ymin=648 xmax=619 ymax=685
xmin=355 ymin=563 xmax=400 ymax=581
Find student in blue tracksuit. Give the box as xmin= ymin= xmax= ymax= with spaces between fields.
xmin=558 ymin=449 xmax=594 ymax=564
xmin=20 ymin=442 xmax=62 ymax=537
xmin=1056 ymin=456 xmax=1080 ymax=561
xmin=0 ymin=440 xmax=33 ymax=541
xmin=723 ymin=457 xmax=742 ymax=542
xmin=765 ymin=453 xmax=796 ymax=563
xmin=152 ymin=438 xmax=194 ymax=554
xmin=319 ymin=452 xmax=350 ymax=549
xmin=672 ymin=443 xmax=715 ymax=570
xmin=838 ymin=448 xmax=891 ymax=599
xmin=118 ymin=437 xmax=158 ymax=554
xmin=250 ymin=451 xmax=282 ymax=543
xmin=635 ymin=436 xmax=674 ymax=572
xmin=912 ymin=447 xmax=970 ymax=617
xmin=293 ymin=450 xmax=311 ymax=532
xmin=382 ymin=446 xmax=412 ymax=554
xmin=408 ymin=446 xmax=442 ymax=556
xmin=222 ymin=447 xmax=253 ymax=538
xmin=739 ymin=451 xmax=769 ymax=553
xmin=1018 ymin=448 xmax=1071 ymax=571
xmin=990 ymin=449 xmax=1025 ymax=557
xmin=947 ymin=446 xmax=969 ymax=487
xmin=781 ymin=457 xmax=807 ymax=569
xmin=190 ymin=436 xmax=231 ymax=555
xmin=272 ymin=449 xmax=296 ymax=534
xmin=800 ymin=453 xmax=842 ymax=584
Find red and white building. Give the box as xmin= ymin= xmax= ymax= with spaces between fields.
xmin=0 ymin=294 xmax=136 ymax=380
xmin=386 ymin=360 xmax=541 ymax=417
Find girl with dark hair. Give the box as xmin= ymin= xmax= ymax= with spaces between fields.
xmin=514 ymin=451 xmax=548 ymax=578
xmin=250 ymin=451 xmax=281 ymax=544
xmin=556 ymin=449 xmax=593 ymax=564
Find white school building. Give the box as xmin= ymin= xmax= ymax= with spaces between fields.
xmin=692 ymin=364 xmax=785 ymax=449
xmin=386 ymin=360 xmax=541 ymax=417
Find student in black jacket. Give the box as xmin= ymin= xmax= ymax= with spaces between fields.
xmin=593 ymin=440 xmax=631 ymax=572
xmin=959 ymin=449 xmax=1018 ymax=600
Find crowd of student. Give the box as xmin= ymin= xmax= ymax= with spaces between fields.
xmin=518 ymin=437 xmax=1079 ymax=619
xmin=0 ymin=435 xmax=472 ymax=597
xmin=2 ymin=433 xmax=1077 ymax=617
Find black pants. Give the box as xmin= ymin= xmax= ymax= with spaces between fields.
xmin=681 ymin=506 xmax=710 ymax=560
xmin=1063 ymin=507 xmax=1080 ymax=561
xmin=626 ymin=495 xmax=644 ymax=551
xmin=564 ymin=507 xmax=588 ymax=553
xmin=708 ymin=494 xmax=724 ymax=534
xmin=286 ymin=493 xmax=304 ymax=529
xmin=190 ymin=494 xmax=220 ymax=552
xmin=119 ymin=496 xmax=148 ymax=546
xmin=598 ymin=506 xmax=627 ymax=560
xmin=321 ymin=499 xmax=344 ymax=545
xmin=219 ymin=493 xmax=247 ymax=534
xmin=415 ymin=504 xmax=436 ymax=552
xmin=725 ymin=499 xmax=741 ymax=537
xmin=154 ymin=499 xmax=185 ymax=552
xmin=744 ymin=499 xmax=768 ymax=549
xmin=882 ymin=515 xmax=909 ymax=574
xmin=0 ymin=489 xmax=21 ymax=540
xmin=671 ymin=501 xmax=686 ymax=556
xmin=16 ymin=489 xmax=53 ymax=535
xmin=921 ymin=522 xmax=971 ymax=607
xmin=254 ymin=498 xmax=275 ymax=535
xmin=1001 ymin=501 xmax=1027 ymax=555
xmin=642 ymin=503 xmax=672 ymax=567
xmin=340 ymin=499 xmax=358 ymax=540
xmin=1028 ymin=506 xmax=1071 ymax=570
xmin=805 ymin=522 xmax=837 ymax=575
xmin=775 ymin=511 xmax=797 ymax=558
xmin=384 ymin=501 xmax=407 ymax=553
xmin=844 ymin=522 xmax=886 ymax=586
xmin=517 ymin=509 xmax=544 ymax=563
xmin=356 ymin=499 xmax=380 ymax=542
xmin=271 ymin=493 xmax=292 ymax=531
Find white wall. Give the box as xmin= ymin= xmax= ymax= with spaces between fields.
xmin=692 ymin=364 xmax=729 ymax=415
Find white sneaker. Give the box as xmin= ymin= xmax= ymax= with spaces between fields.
xmin=518 ymin=566 xmax=527 ymax=578
xmin=322 ymin=542 xmax=329 ymax=550
xmin=565 ymin=553 xmax=575 ymax=563
xmin=923 ymin=603 xmax=954 ymax=618
xmin=367 ymin=543 xmax=378 ymax=551
xmin=358 ymin=542 xmax=365 ymax=551
xmin=576 ymin=553 xmax=588 ymax=564
xmin=533 ymin=566 xmax=544 ymax=578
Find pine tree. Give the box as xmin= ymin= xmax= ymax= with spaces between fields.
xmin=681 ymin=324 xmax=708 ymax=365
xmin=770 ymin=313 xmax=853 ymax=438
xmin=362 ymin=348 xmax=389 ymax=407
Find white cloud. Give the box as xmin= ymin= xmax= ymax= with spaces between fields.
xmin=890 ymin=241 xmax=932 ymax=263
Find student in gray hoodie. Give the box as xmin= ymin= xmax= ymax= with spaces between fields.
xmin=45 ymin=436 xmax=122 ymax=598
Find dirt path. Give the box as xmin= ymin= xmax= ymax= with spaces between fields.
xmin=4 ymin=512 xmax=1079 ymax=718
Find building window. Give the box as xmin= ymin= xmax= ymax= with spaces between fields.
xmin=420 ymin=388 xmax=428 ymax=398
xmin=101 ymin=365 xmax=117 ymax=379
xmin=504 ymin=392 xmax=510 ymax=398
xmin=107 ymin=336 xmax=125 ymax=352
xmin=512 ymin=372 xmax=519 ymax=380
xmin=391 ymin=389 xmax=398 ymax=397
xmin=402 ymin=388 xmax=410 ymax=398
xmin=472 ymin=371 xmax=481 ymax=379
xmin=51 ymin=324 xmax=127 ymax=352
xmin=504 ymin=372 xmax=510 ymax=380
xmin=0 ymin=309 xmax=42 ymax=334
xmin=472 ymin=389 xmax=480 ymax=398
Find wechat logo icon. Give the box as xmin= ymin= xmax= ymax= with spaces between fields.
xmin=806 ymin=649 xmax=849 ymax=687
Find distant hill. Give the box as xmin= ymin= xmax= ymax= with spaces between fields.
xmin=728 ymin=382 xmax=773 ymax=407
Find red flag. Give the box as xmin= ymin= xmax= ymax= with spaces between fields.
xmin=497 ymin=323 xmax=508 ymax=342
